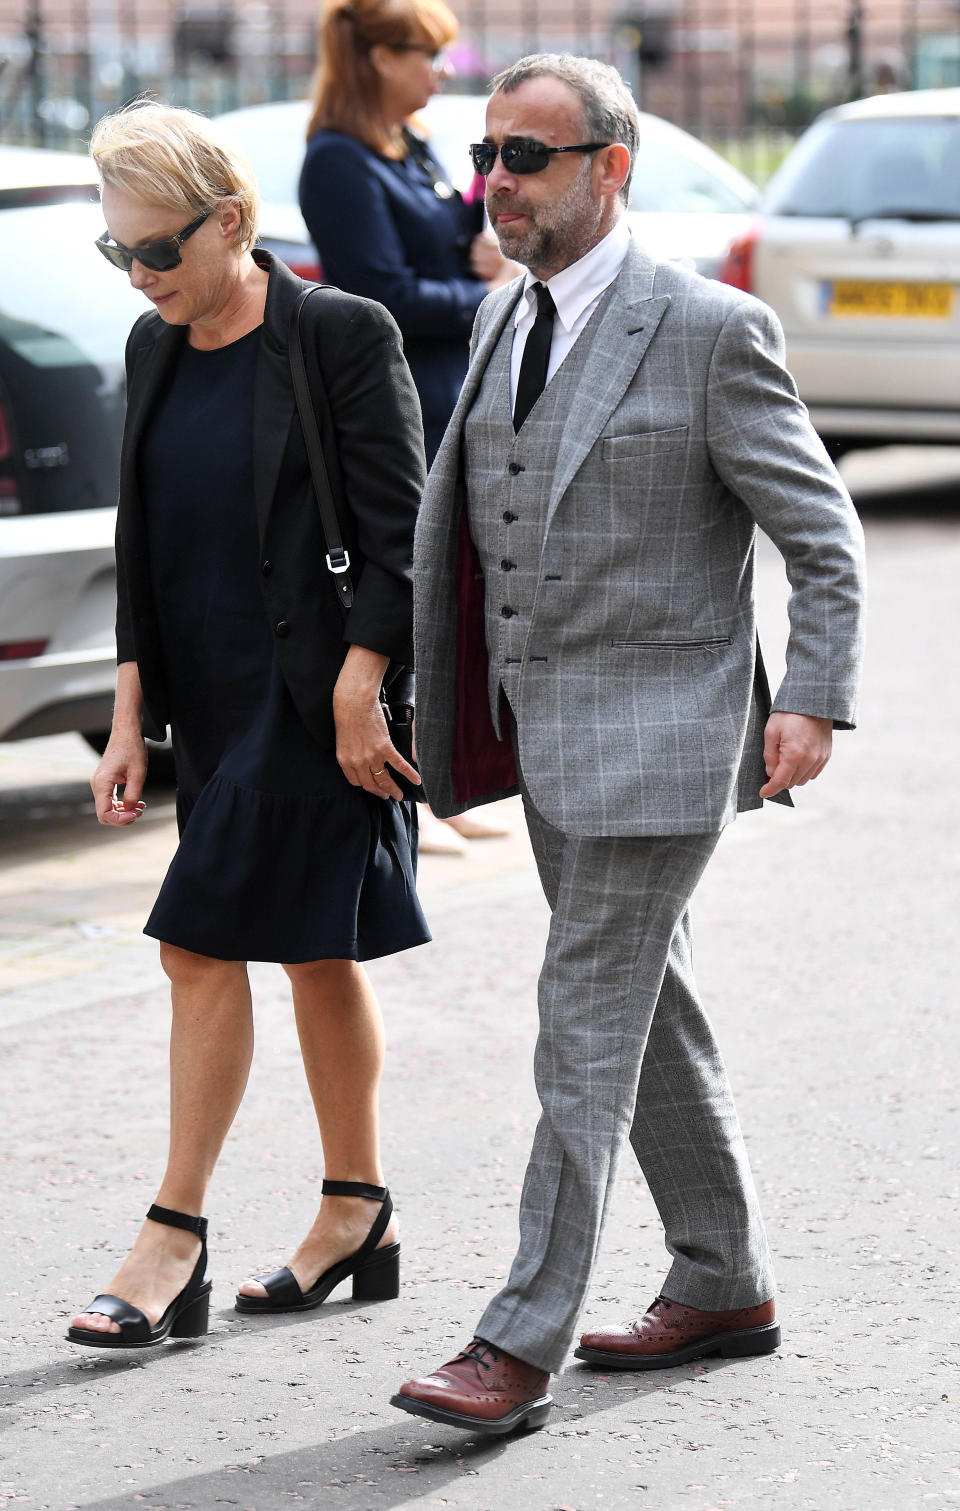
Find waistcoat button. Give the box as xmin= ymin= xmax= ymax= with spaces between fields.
xmin=502 ymin=511 xmax=517 ymax=523
xmin=501 ymin=559 xmax=515 ymax=572
xmin=508 ymin=462 xmax=524 ymax=475
xmin=500 ymin=605 xmax=515 ymax=618
xmin=274 ymin=619 xmax=290 ymax=638
xmin=261 ymin=560 xmax=273 ymax=577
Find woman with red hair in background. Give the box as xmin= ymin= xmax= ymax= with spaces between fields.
xmin=299 ymin=0 xmax=517 ymax=850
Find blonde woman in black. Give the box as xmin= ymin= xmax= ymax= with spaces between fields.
xmin=68 ymin=102 xmax=428 ymax=1348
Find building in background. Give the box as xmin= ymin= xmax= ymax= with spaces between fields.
xmin=2 ymin=0 xmax=960 ymax=166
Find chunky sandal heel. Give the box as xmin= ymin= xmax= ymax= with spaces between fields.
xmin=235 ymin=1180 xmax=399 ymax=1315
xmin=67 ymin=1205 xmax=211 ymax=1350
xmin=170 ymin=1283 xmax=213 ymax=1338
xmin=353 ymin=1242 xmax=401 ymax=1302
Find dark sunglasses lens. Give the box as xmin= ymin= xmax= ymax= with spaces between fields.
xmin=94 ymin=237 xmax=182 ymax=273
xmin=503 ymin=143 xmax=549 ymax=175
xmin=469 ymin=144 xmax=496 ymax=176
xmin=136 ymin=242 xmax=181 ymax=272
xmin=96 ymin=239 xmax=132 ymax=272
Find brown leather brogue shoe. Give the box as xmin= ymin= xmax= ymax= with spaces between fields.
xmin=391 ymin=1337 xmax=553 ymax=1435
xmin=575 ymin=1295 xmax=780 ymax=1370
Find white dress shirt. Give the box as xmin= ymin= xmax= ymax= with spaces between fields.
xmin=509 ymin=217 xmax=633 ymax=409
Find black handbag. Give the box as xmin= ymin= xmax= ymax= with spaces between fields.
xmin=288 ymin=286 xmax=424 ymax=802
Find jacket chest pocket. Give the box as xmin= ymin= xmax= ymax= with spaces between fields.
xmin=601 ymin=425 xmax=689 ymax=461
xmin=610 ymin=636 xmax=731 ymax=650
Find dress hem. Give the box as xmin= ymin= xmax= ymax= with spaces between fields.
xmin=142 ymin=922 xmax=432 ymax=965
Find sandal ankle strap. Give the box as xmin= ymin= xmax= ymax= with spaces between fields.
xmin=321 ymin=1180 xmax=387 ymax=1202
xmin=147 ymin=1203 xmax=208 ymax=1238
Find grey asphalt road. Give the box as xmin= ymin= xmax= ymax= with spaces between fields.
xmin=1 ymin=447 xmax=959 ymax=1511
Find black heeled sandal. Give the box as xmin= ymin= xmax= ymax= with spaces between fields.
xmin=66 ymin=1205 xmax=211 ymax=1350
xmin=234 ymin=1180 xmax=399 ymax=1315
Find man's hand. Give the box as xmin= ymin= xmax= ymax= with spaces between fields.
xmin=759 ymin=712 xmax=833 ymax=799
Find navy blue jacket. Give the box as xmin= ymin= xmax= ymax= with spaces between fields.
xmin=299 ymin=128 xmax=486 ymax=462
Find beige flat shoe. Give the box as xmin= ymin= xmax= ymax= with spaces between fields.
xmin=417 ymin=809 xmax=468 ymax=855
xmin=446 ymin=811 xmax=512 ymax=840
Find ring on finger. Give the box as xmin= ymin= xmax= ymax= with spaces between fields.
xmin=372 ymin=768 xmax=386 ymax=778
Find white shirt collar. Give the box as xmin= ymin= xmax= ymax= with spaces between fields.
xmin=514 ymin=218 xmax=632 ymax=333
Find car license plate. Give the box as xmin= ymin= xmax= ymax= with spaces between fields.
xmin=828 ymin=280 xmax=955 ymax=318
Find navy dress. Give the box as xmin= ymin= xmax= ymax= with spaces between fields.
xmin=139 ymin=327 xmax=430 ymax=964
xmin=299 ymin=129 xmax=486 ymax=464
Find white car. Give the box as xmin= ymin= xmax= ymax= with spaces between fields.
xmin=0 ymin=147 xmax=143 ymax=751
xmin=720 ymin=88 xmax=960 ymax=454
xmin=214 ymin=95 xmax=758 ymax=282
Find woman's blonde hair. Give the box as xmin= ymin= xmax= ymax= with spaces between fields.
xmin=90 ymin=100 xmax=260 ymax=254
xmin=308 ymin=0 xmax=458 ymax=151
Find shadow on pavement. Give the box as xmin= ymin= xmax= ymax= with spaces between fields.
xmin=0 ymin=1297 xmax=439 ymax=1414
xmin=0 ymin=1337 xmax=208 ymax=1416
xmin=0 ymin=777 xmax=176 ymax=868
xmin=59 ymin=1357 xmax=745 ymax=1511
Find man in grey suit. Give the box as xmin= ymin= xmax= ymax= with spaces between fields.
xmin=392 ymin=54 xmax=865 ymax=1436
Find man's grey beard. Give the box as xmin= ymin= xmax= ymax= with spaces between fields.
xmin=487 ymin=160 xmax=603 ymax=277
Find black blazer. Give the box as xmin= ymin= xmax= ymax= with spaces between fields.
xmin=115 ymin=251 xmax=426 ymax=746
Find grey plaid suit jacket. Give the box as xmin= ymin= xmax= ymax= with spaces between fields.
xmin=412 ymin=238 xmax=866 ymax=836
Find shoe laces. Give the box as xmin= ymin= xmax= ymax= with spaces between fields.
xmin=635 ymin=1295 xmax=672 ymax=1326
xmin=456 ymin=1338 xmax=500 ymax=1370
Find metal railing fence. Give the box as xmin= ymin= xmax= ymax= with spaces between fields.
xmin=2 ymin=0 xmax=959 ymax=176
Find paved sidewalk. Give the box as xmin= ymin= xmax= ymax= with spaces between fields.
xmin=1 ymin=518 xmax=959 ymax=1511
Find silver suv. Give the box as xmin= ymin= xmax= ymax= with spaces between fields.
xmin=720 ymin=88 xmax=960 ymax=456
xmin=0 ymin=147 xmax=143 ymax=748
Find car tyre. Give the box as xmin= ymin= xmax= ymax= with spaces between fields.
xmin=821 ymin=437 xmax=850 ymax=464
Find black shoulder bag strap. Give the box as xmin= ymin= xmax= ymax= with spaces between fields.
xmin=288 ymin=284 xmax=423 ymax=800
xmin=289 ymin=285 xmax=354 ymax=613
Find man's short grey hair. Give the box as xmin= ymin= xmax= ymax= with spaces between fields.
xmin=489 ymin=53 xmax=640 ymax=203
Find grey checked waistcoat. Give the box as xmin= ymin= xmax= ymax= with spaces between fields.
xmin=465 ymin=291 xmax=616 ymax=732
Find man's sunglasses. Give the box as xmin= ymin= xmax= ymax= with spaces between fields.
xmin=469 ymin=139 xmax=611 ymax=177
xmin=95 ymin=210 xmax=210 ymax=273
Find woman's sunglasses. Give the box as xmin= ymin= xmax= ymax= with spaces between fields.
xmin=95 ymin=210 xmax=210 ymax=273
xmin=391 ymin=43 xmax=447 ymax=73
xmin=469 ymin=139 xmax=611 ymax=177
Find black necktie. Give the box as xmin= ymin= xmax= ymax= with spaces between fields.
xmin=513 ymin=282 xmax=556 ymax=434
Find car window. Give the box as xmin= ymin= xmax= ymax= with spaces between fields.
xmin=419 ymin=100 xmax=487 ymax=191
xmin=763 ymin=116 xmax=960 ymax=219
xmin=0 ymin=200 xmax=143 ymax=514
xmin=0 ymin=200 xmax=144 ymax=363
xmin=215 ymin=99 xmax=756 ymax=216
xmin=628 ymin=137 xmax=752 ymax=214
xmin=215 ymin=107 xmax=310 ymax=205
xmin=235 ymin=125 xmax=304 ymax=205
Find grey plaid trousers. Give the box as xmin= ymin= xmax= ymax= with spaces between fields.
xmin=477 ymin=745 xmax=775 ymax=1374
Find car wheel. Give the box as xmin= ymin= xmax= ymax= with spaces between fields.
xmin=82 ymin=729 xmax=177 ymax=785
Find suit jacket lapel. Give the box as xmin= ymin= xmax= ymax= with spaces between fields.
xmin=118 ymin=318 xmax=183 ymax=505
xmin=253 ymin=254 xmax=300 ymax=544
xmin=428 ymin=278 xmax=525 ymax=495
xmin=546 ymin=242 xmax=670 ymax=528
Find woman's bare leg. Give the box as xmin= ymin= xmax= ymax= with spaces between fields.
xmin=238 ymin=959 xmax=397 ymax=1297
xmin=71 ymin=944 xmax=254 ymax=1333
